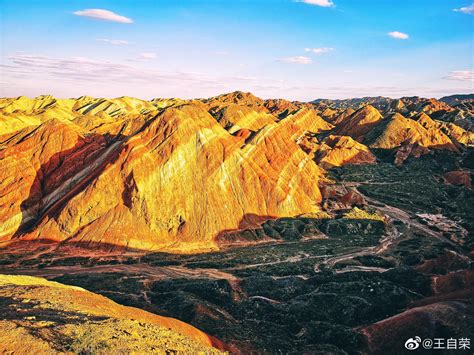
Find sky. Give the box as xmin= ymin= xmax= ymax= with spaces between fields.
xmin=0 ymin=0 xmax=473 ymax=100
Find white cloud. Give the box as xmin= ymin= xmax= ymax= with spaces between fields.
xmin=1 ymin=54 xmax=278 ymax=91
xmin=96 ymin=39 xmax=129 ymax=45
xmin=444 ymin=69 xmax=474 ymax=82
xmin=2 ymin=53 xmax=299 ymax=99
xmin=454 ymin=4 xmax=474 ymax=14
xmin=279 ymin=56 xmax=313 ymax=64
xmin=139 ymin=52 xmax=157 ymax=59
xmin=388 ymin=31 xmax=409 ymax=40
xmin=297 ymin=0 xmax=334 ymax=7
xmin=73 ymin=9 xmax=133 ymax=24
xmin=304 ymin=47 xmax=334 ymax=55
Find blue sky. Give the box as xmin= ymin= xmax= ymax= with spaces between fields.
xmin=1 ymin=0 xmax=473 ymax=100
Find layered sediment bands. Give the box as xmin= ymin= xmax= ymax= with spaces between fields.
xmin=264 ymin=98 xmax=301 ymax=117
xmin=366 ymin=113 xmax=457 ymax=151
xmin=314 ymin=135 xmax=376 ymax=169
xmin=11 ymin=101 xmax=323 ymax=251
xmin=211 ymin=104 xmax=276 ymax=133
xmin=332 ymin=105 xmax=383 ymax=141
xmin=0 ymin=119 xmax=107 ymax=239
xmin=330 ymin=108 xmax=356 ymax=125
xmin=0 ymin=92 xmax=473 ymax=353
xmin=414 ymin=113 xmax=474 ymax=146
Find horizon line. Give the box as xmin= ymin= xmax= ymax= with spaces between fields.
xmin=2 ymin=90 xmax=473 ymax=103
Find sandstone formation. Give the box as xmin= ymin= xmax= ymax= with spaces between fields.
xmin=0 ymin=90 xmax=472 ymax=354
xmin=366 ymin=113 xmax=457 ymax=151
xmin=332 ymin=105 xmax=383 ymax=141
xmin=0 ymin=119 xmax=108 ymax=239
xmin=314 ymin=135 xmax=376 ymax=169
xmin=0 ymin=93 xmax=327 ymax=251
xmin=0 ymin=92 xmax=472 ymax=252
xmin=313 ymin=95 xmax=474 ymax=131
xmin=330 ymin=108 xmax=356 ymax=125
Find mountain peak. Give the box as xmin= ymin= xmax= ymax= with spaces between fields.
xmin=206 ymin=91 xmax=264 ymax=106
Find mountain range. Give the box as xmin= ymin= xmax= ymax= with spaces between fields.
xmin=1 ymin=92 xmax=472 ymax=252
xmin=0 ymin=91 xmax=473 ymax=353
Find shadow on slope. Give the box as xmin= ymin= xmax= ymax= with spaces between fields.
xmin=13 ymin=132 xmax=124 ymax=239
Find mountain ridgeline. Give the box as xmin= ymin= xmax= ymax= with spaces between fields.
xmin=0 ymin=92 xmax=473 ymax=252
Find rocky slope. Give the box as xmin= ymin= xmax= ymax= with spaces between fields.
xmin=0 ymin=274 xmax=224 ymax=354
xmin=1 ymin=93 xmax=329 ymax=251
xmin=313 ymin=135 xmax=376 ymax=169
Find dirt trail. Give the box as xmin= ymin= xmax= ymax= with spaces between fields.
xmin=360 ymin=191 xmax=458 ymax=247
xmin=314 ymin=180 xmax=460 ymax=274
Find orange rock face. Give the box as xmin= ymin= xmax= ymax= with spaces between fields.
xmin=1 ymin=93 xmax=326 ymax=251
xmin=333 ymin=105 xmax=383 ymax=141
xmin=314 ymin=135 xmax=376 ymax=169
xmin=340 ymin=189 xmax=366 ymax=206
xmin=0 ymin=119 xmax=107 ymax=240
xmin=366 ymin=113 xmax=457 ymax=151
xmin=330 ymin=105 xmax=470 ymax=159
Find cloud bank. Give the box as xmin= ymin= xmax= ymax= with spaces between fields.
xmin=74 ymin=9 xmax=133 ymax=24
xmin=96 ymin=39 xmax=129 ymax=45
xmin=2 ymin=54 xmax=471 ymax=101
xmin=444 ymin=70 xmax=474 ymax=82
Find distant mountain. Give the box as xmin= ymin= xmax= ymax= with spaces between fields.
xmin=440 ymin=94 xmax=474 ymax=106
xmin=313 ymin=94 xmax=474 ymax=130
xmin=312 ymin=96 xmax=392 ymax=110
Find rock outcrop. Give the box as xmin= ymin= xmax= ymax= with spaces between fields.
xmin=444 ymin=170 xmax=472 ymax=189
xmin=0 ymin=119 xmax=108 ymax=240
xmin=366 ymin=113 xmax=458 ymax=151
xmin=314 ymin=135 xmax=376 ymax=169
xmin=332 ymin=105 xmax=383 ymax=141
